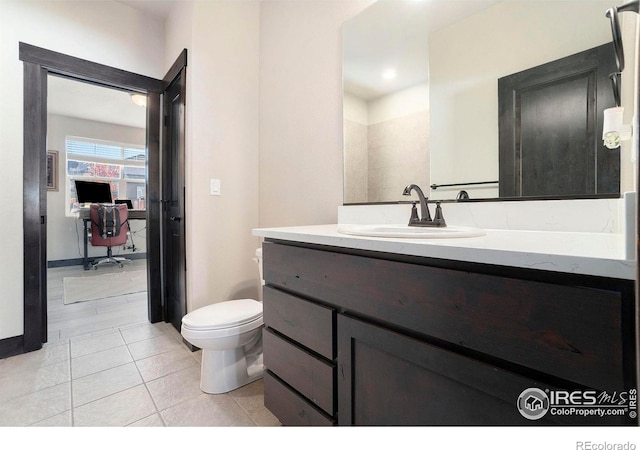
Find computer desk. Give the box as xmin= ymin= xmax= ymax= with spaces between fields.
xmin=78 ymin=208 xmax=147 ymax=270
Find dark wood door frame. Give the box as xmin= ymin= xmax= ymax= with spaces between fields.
xmin=18 ymin=42 xmax=171 ymax=353
xmin=161 ymin=53 xmax=188 ymax=331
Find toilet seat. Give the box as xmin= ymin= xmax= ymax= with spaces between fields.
xmin=181 ymin=299 xmax=263 ymax=339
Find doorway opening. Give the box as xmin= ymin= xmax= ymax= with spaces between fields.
xmin=19 ymin=43 xmax=187 ymax=354
xmin=46 ymin=75 xmax=149 ymax=341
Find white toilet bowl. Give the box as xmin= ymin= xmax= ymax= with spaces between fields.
xmin=181 ymin=298 xmax=264 ymax=394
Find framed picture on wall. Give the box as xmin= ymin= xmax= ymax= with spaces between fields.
xmin=46 ymin=150 xmax=59 ymax=191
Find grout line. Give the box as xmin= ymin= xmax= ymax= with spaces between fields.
xmin=68 ymin=339 xmax=75 ymax=427
xmin=229 ymin=392 xmax=260 ymax=426
xmin=118 ymin=327 xmax=167 ymax=427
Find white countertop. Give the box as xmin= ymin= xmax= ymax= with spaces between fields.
xmin=253 ymin=224 xmax=636 ymax=280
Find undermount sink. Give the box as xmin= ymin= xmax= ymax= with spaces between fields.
xmin=337 ymin=224 xmax=486 ymax=239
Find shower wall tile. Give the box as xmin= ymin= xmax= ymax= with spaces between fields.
xmin=344 ymin=119 xmax=369 ymax=203
xmin=367 ymin=111 xmax=429 ymax=203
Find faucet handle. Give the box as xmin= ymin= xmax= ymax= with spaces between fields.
xmin=433 ymin=201 xmax=446 ymax=227
xmin=409 ymin=202 xmax=420 ymax=225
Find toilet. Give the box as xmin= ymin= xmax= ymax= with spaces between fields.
xmin=181 ymin=248 xmax=264 ymax=394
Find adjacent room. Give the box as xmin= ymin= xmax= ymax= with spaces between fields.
xmin=46 ymin=75 xmax=149 ymax=342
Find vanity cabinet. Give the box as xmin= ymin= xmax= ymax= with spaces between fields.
xmin=261 ymin=240 xmax=636 ymax=426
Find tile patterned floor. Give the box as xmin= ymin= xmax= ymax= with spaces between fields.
xmin=0 ymin=262 xmax=279 ymax=427
xmin=0 ymin=322 xmax=279 ymax=427
xmin=46 ymin=260 xmax=150 ymax=343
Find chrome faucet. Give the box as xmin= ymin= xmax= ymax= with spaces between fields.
xmin=402 ymin=184 xmax=446 ymax=227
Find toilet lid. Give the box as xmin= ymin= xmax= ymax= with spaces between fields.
xmin=182 ymin=299 xmax=263 ymax=331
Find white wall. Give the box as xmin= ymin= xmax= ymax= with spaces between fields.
xmin=259 ymin=0 xmax=375 ymax=227
xmin=0 ymin=0 xmax=165 ymax=340
xmin=343 ymin=92 xmax=368 ymax=125
xmin=165 ymin=1 xmax=261 ymax=313
xmin=368 ymin=84 xmax=429 ymax=125
xmin=46 ymin=114 xmax=147 ymax=262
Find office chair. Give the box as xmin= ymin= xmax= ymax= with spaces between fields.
xmin=89 ymin=203 xmax=131 ymax=270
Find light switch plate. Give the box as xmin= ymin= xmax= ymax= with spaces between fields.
xmin=210 ymin=178 xmax=221 ymax=196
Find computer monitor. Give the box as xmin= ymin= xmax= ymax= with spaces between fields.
xmin=75 ymin=180 xmax=112 ymax=204
xmin=115 ymin=199 xmax=133 ymax=209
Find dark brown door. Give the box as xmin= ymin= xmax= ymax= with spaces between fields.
xmin=498 ymin=43 xmax=619 ymax=197
xmin=161 ymin=51 xmax=187 ymax=331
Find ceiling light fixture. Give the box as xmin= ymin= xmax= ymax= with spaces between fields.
xmin=130 ymin=93 xmax=147 ymax=107
xmin=382 ymin=68 xmax=397 ymax=80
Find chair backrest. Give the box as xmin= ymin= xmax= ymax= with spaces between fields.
xmin=90 ymin=203 xmax=129 ymax=247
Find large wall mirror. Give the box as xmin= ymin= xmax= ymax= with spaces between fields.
xmin=343 ymin=0 xmax=638 ymax=204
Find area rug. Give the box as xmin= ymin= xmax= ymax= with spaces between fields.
xmin=63 ymin=270 xmax=147 ymax=304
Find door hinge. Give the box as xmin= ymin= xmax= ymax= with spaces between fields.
xmin=163 ymin=115 xmax=169 ymax=127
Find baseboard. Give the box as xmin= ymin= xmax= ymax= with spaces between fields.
xmin=0 ymin=335 xmax=24 ymax=360
xmin=182 ymin=338 xmax=199 ymax=352
xmin=48 ymin=252 xmax=148 ymax=268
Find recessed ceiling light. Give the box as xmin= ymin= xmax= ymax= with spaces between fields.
xmin=130 ymin=93 xmax=147 ymax=107
xmin=382 ymin=69 xmax=397 ymax=80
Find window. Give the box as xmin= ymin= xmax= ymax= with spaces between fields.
xmin=65 ymin=137 xmax=146 ymax=215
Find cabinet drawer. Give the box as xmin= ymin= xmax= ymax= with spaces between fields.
xmin=263 ymin=286 xmax=334 ymax=359
xmin=263 ymin=328 xmax=335 ymax=415
xmin=263 ymin=241 xmax=632 ymax=391
xmin=264 ymin=371 xmax=334 ymax=426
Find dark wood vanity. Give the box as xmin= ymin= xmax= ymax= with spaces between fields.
xmin=261 ymin=239 xmax=637 ymax=426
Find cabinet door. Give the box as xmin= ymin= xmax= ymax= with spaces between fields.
xmin=337 ymin=314 xmax=560 ymax=426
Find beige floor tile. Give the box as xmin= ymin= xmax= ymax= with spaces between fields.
xmin=0 ymin=359 xmax=70 ymax=403
xmin=119 ymin=322 xmax=167 ymax=344
xmin=0 ymin=341 xmax=69 ymax=376
xmin=0 ymin=382 xmax=71 ymax=426
xmin=30 ymin=410 xmax=73 ymax=427
xmin=94 ymin=296 xmax=140 ymax=314
xmin=149 ymin=321 xmax=183 ymax=341
xmin=71 ymin=345 xmax=133 ymax=379
xmin=48 ymin=329 xmax=62 ymax=343
xmin=160 ymin=393 xmax=256 ymax=426
xmin=127 ymin=413 xmax=165 ymax=427
xmin=70 ymin=329 xmax=125 ymax=359
xmin=146 ymin=366 xmax=202 ymax=411
xmin=229 ymin=379 xmax=281 ymax=426
xmin=127 ymin=333 xmax=185 ymax=361
xmin=135 ymin=348 xmax=198 ymax=382
xmin=72 ymin=362 xmax=143 ymax=407
xmin=126 ymin=291 xmax=148 ymax=303
xmin=73 ymin=384 xmax=157 ymax=427
xmin=245 ymin=406 xmax=281 ymax=426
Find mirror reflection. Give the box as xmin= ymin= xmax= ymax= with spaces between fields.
xmin=343 ymin=0 xmax=637 ymax=203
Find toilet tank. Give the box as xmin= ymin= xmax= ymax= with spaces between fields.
xmin=254 ymin=247 xmax=264 ymax=301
